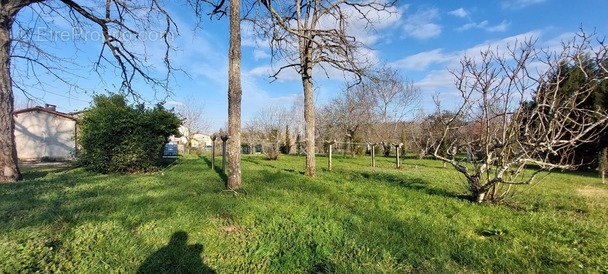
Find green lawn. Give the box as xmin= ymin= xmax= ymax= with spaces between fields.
xmin=1 ymin=154 xmax=607 ymax=273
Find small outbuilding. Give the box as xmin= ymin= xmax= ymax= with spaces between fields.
xmin=13 ymin=104 xmax=78 ymax=161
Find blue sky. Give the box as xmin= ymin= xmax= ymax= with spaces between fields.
xmin=13 ymin=0 xmax=608 ymax=132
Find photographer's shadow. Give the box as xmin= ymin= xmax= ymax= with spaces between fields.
xmin=137 ymin=231 xmax=215 ymax=274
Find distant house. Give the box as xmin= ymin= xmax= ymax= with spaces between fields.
xmin=191 ymin=133 xmax=212 ymax=150
xmin=166 ymin=126 xmax=186 ymax=153
xmin=168 ymin=126 xmax=213 ymax=153
xmin=13 ymin=104 xmax=78 ymax=161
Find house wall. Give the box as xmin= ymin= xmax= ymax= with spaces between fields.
xmin=14 ymin=110 xmax=77 ymax=161
xmin=192 ymin=134 xmax=212 ymax=148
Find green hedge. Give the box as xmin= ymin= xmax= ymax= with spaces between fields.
xmin=77 ymin=94 xmax=180 ymax=173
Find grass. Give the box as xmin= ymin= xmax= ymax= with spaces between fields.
xmin=1 ymin=154 xmax=607 ymax=273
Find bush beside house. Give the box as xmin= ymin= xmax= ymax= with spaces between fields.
xmin=77 ymin=94 xmax=181 ymax=174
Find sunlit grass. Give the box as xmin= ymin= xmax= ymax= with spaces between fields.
xmin=1 ymin=153 xmax=607 ymax=273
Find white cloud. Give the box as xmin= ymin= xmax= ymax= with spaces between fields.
xmin=403 ymin=23 xmax=442 ymax=40
xmin=402 ymin=7 xmax=442 ymax=40
xmin=465 ymin=30 xmax=542 ymax=58
xmin=247 ymin=62 xmax=301 ymax=81
xmin=540 ymin=31 xmax=576 ymax=51
xmin=457 ymin=20 xmax=510 ymax=32
xmin=394 ymin=30 xmax=545 ymax=96
xmin=415 ymin=69 xmax=456 ymax=92
xmin=390 ymin=49 xmax=452 ymax=71
xmin=448 ymin=8 xmax=469 ymax=18
xmin=502 ymin=0 xmax=546 ymax=10
xmin=248 ymin=65 xmax=272 ymax=78
xmin=485 ymin=20 xmax=510 ymax=32
xmin=253 ymin=49 xmax=270 ymax=60
xmin=239 ymin=72 xmax=304 ymax=125
xmin=457 ymin=22 xmax=476 ymax=32
xmin=240 ymin=20 xmax=273 ymax=49
xmin=165 ymin=100 xmax=184 ymax=107
xmin=314 ymin=0 xmax=401 ymax=46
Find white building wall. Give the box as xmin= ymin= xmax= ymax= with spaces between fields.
xmin=14 ymin=110 xmax=77 ymax=161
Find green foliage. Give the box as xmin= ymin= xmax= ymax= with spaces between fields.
xmin=295 ymin=134 xmax=302 ymax=155
xmin=77 ymin=94 xmax=180 ymax=174
xmin=40 ymin=156 xmax=59 ymax=163
xmin=281 ymin=125 xmax=291 ymax=154
xmin=2 ymin=155 xmax=607 ymax=272
xmin=353 ymin=135 xmax=364 ymax=156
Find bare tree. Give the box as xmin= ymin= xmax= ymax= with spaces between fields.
xmin=250 ymin=106 xmax=291 ymax=160
xmin=315 ymin=103 xmax=342 ymax=151
xmin=13 ymin=95 xmax=35 ymax=110
xmin=410 ymin=109 xmax=448 ymax=160
xmin=433 ymin=32 xmax=608 ymax=203
xmin=174 ymin=97 xmax=210 ymax=154
xmin=0 ymin=0 xmax=190 ymax=182
xmin=255 ymin=0 xmax=395 ymax=176
xmin=317 ymin=67 xmax=418 ymax=157
xmin=241 ymin=122 xmax=259 ymax=155
xmin=288 ymin=93 xmax=305 ymax=138
xmin=331 ymin=83 xmax=375 ymax=156
xmin=365 ymin=67 xmax=419 ymax=156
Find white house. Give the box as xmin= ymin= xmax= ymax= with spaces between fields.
xmin=191 ymin=133 xmax=212 ymax=149
xmin=168 ymin=125 xmax=213 ymax=152
xmin=13 ymin=104 xmax=78 ymax=161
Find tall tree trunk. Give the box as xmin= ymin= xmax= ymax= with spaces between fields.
xmin=302 ymin=63 xmax=315 ymax=177
xmin=299 ymin=28 xmax=315 ymax=176
xmin=0 ymin=11 xmax=21 ymax=182
xmin=226 ymin=0 xmax=241 ymax=190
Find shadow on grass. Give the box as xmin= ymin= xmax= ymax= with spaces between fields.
xmin=201 ymin=155 xmax=213 ymax=169
xmin=159 ymin=158 xmax=178 ymax=167
xmin=20 ymin=166 xmax=74 ymax=181
xmin=552 ymin=169 xmax=605 ymax=180
xmin=1 ymin=165 xmax=223 ymax=232
xmin=137 ymin=231 xmax=215 ymax=274
xmin=201 ymin=156 xmax=227 ymax=185
xmin=353 ymin=170 xmax=472 ymax=201
xmin=242 ymin=156 xmax=305 ymax=175
xmin=242 ymin=155 xmax=471 ymax=201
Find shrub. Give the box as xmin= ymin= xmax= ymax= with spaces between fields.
xmin=265 ymin=128 xmax=280 ymax=160
xmin=40 ymin=156 xmax=58 ymax=162
xmin=77 ymin=94 xmax=180 ymax=173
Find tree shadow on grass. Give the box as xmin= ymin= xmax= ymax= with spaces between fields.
xmin=242 ymin=157 xmax=305 ymax=175
xmin=137 ymin=231 xmax=215 ymax=274
xmin=200 ymin=156 xmax=227 ymax=184
xmin=241 ymin=156 xmax=471 ymax=201
xmin=354 ymin=170 xmax=472 ymax=201
xmin=20 ymin=166 xmax=74 ymax=181
xmin=201 ymin=155 xmax=213 ymax=169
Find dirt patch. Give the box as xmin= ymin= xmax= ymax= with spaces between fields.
xmin=221 ymin=225 xmax=243 ymax=234
xmin=578 ymin=186 xmax=608 ymax=199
